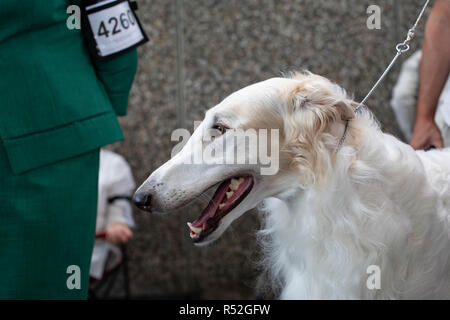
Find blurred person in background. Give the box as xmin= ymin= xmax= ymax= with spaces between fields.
xmin=391 ymin=0 xmax=450 ymax=149
xmin=90 ymin=149 xmax=135 ymax=281
xmin=0 ymin=1 xmax=138 ymax=299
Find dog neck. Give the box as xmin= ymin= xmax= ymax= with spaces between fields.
xmin=258 ymin=115 xmax=443 ymax=299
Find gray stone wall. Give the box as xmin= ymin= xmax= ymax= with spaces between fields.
xmin=107 ymin=0 xmax=429 ymax=299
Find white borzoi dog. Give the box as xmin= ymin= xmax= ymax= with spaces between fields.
xmin=134 ymin=72 xmax=450 ymax=299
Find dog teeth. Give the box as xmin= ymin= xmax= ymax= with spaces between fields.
xmin=230 ymin=178 xmax=244 ymax=191
xmin=187 ymin=222 xmax=202 ymax=235
xmin=219 ymin=203 xmax=226 ymax=210
xmin=226 ymin=191 xmax=234 ymax=199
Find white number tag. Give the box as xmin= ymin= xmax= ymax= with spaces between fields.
xmin=83 ymin=0 xmax=147 ymax=59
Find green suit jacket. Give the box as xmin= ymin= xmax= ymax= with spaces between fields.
xmin=0 ymin=0 xmax=138 ymax=174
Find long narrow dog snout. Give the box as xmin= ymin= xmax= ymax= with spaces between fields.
xmin=133 ymin=191 xmax=152 ymax=211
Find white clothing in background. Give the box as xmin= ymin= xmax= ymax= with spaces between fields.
xmin=90 ymin=149 xmax=136 ymax=280
xmin=391 ymin=50 xmax=450 ymax=146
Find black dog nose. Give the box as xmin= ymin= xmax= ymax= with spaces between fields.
xmin=133 ymin=192 xmax=152 ymax=211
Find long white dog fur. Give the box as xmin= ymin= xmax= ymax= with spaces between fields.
xmin=135 ymin=72 xmax=450 ymax=299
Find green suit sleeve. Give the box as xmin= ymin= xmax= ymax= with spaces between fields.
xmin=93 ymin=49 xmax=138 ymax=116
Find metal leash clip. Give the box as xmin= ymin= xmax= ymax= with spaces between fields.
xmin=335 ymin=0 xmax=430 ymax=154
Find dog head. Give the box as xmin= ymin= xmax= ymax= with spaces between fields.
xmin=134 ymin=72 xmax=356 ymax=245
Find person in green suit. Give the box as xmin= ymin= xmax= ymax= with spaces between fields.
xmin=0 ymin=0 xmax=138 ymax=299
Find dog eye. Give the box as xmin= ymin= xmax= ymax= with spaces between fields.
xmin=212 ymin=124 xmax=228 ymax=135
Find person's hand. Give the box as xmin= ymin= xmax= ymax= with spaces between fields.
xmin=409 ymin=118 xmax=444 ymax=150
xmin=105 ymin=222 xmax=133 ymax=245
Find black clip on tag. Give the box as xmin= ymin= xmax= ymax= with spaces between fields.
xmin=81 ymin=0 xmax=148 ymax=61
xmin=130 ymin=1 xmax=138 ymax=11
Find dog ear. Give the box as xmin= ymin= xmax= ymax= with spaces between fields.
xmin=333 ymin=99 xmax=357 ymax=121
xmin=291 ymin=77 xmax=356 ymax=124
xmin=284 ymin=76 xmax=357 ymax=188
xmin=290 ymin=89 xmax=356 ymax=137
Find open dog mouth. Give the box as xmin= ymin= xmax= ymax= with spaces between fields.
xmin=187 ymin=176 xmax=254 ymax=243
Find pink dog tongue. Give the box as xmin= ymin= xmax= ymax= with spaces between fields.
xmin=188 ymin=176 xmax=253 ymax=237
xmin=191 ymin=179 xmax=230 ymax=228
